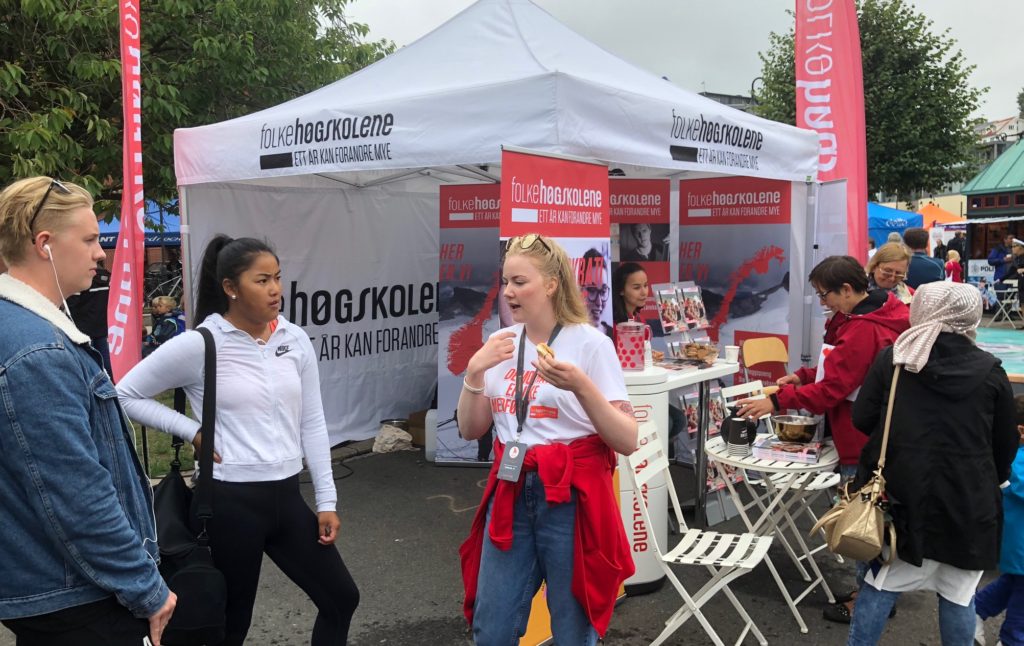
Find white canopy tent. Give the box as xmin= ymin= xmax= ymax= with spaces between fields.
xmin=173 ymin=0 xmax=822 ymax=444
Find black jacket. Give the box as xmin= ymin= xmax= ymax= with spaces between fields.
xmin=65 ymin=267 xmax=111 ymax=339
xmin=852 ymin=335 xmax=1018 ymax=570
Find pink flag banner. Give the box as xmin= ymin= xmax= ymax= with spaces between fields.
xmin=795 ymin=0 xmax=868 ymax=261
xmin=108 ymin=0 xmax=145 ymax=380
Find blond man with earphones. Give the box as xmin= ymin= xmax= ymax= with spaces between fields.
xmin=0 ymin=177 xmax=176 ymax=646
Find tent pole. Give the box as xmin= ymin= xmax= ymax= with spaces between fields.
xmin=455 ymin=164 xmax=500 ymax=183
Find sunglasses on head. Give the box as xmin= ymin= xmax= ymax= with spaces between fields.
xmin=506 ymin=233 xmax=552 ymax=254
xmin=28 ymin=179 xmax=73 ymax=233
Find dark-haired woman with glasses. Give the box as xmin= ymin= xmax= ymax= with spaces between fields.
xmin=865 ymin=242 xmax=913 ymax=304
xmin=736 ymin=255 xmax=910 ymax=624
xmin=118 ymin=235 xmax=359 ymax=645
xmin=457 ymin=233 xmax=637 ymax=646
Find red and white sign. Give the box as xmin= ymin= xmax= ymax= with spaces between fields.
xmin=500 ymin=148 xmax=609 ymax=239
xmin=610 ymin=179 xmax=669 ymax=224
xmin=680 ymin=176 xmax=791 ymax=226
xmin=108 ymin=0 xmax=145 ymax=381
xmin=440 ymin=184 xmax=500 ymax=229
xmin=796 ymin=0 xmax=867 ymax=260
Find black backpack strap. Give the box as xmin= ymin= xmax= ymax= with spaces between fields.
xmin=194 ymin=327 xmax=217 ymax=540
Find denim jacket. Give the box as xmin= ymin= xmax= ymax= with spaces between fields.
xmin=0 ymin=274 xmax=168 ymax=619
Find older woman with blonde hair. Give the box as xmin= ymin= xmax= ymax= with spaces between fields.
xmin=457 ymin=233 xmax=637 ymax=646
xmin=866 ymin=242 xmax=914 ymax=304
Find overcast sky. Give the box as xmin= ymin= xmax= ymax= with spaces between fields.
xmin=347 ymin=0 xmax=1019 ymax=120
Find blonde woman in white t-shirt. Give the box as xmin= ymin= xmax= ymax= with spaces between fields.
xmin=457 ymin=234 xmax=637 ymax=646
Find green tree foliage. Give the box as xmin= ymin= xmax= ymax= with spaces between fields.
xmin=0 ymin=0 xmax=393 ymax=213
xmin=1018 ymin=87 xmax=1023 ymax=117
xmin=754 ymin=0 xmax=983 ymax=197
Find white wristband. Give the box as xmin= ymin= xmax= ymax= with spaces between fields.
xmin=462 ymin=378 xmax=485 ymax=395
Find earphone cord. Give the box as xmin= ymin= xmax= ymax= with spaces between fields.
xmin=46 ymin=252 xmax=75 ymax=325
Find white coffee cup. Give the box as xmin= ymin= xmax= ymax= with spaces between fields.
xmin=724 ymin=345 xmax=740 ymax=363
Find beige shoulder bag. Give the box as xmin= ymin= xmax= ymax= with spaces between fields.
xmin=810 ymin=366 xmax=900 ymax=563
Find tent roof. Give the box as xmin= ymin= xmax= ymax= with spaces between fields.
xmin=868 ymin=202 xmax=922 ymax=227
xmin=174 ymin=0 xmax=819 ymax=187
xmin=918 ymin=203 xmax=964 ymax=226
xmin=962 ymin=138 xmax=1024 ymax=195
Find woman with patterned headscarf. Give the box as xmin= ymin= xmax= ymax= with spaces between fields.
xmin=845 ymin=282 xmax=1018 ymax=646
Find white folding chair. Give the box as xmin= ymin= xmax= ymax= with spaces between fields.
xmin=990 ymin=286 xmax=1021 ymax=329
xmin=626 ymin=422 xmax=773 ymax=646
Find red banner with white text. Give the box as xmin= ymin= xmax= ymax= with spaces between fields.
xmin=108 ymin=0 xmax=145 ymax=381
xmin=499 ymin=149 xmax=609 ymax=239
xmin=796 ymin=0 xmax=866 ymax=261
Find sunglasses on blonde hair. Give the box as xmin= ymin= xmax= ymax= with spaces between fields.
xmin=28 ymin=179 xmax=73 ymax=233
xmin=506 ymin=233 xmax=552 ymax=254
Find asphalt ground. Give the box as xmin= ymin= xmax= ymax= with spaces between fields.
xmin=0 ymin=448 xmax=1006 ymax=645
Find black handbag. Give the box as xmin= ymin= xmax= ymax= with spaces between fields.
xmin=152 ymin=327 xmax=227 ymax=645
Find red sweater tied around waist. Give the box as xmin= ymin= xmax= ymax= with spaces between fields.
xmin=459 ymin=434 xmax=634 ymax=637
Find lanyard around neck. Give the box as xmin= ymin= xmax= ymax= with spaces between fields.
xmin=514 ymin=323 xmax=562 ymax=440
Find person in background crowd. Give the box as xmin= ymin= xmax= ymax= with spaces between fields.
xmin=903 ymin=227 xmax=946 ymax=289
xmin=65 ymin=258 xmax=112 ymax=374
xmin=847 ymin=282 xmax=1017 ymax=646
xmin=989 ymin=233 xmax=1017 ymax=283
xmin=945 ymin=250 xmax=963 ymax=283
xmin=886 ymin=232 xmax=903 ymax=245
xmin=933 ymin=237 xmax=948 ymax=262
xmin=735 ymin=255 xmax=910 ymax=625
xmin=1013 ymin=239 xmax=1024 ymax=314
xmin=457 ymin=233 xmax=637 ymax=646
xmin=0 ymin=177 xmax=175 ymax=645
xmin=867 ymin=238 xmax=877 ymax=260
xmin=865 ymin=242 xmax=914 ymax=305
xmin=977 ymin=279 xmax=1000 ymax=312
xmin=974 ymin=395 xmax=1024 ymax=646
xmin=612 ymin=262 xmax=649 ymax=328
xmin=118 ymin=236 xmax=359 ymax=646
xmin=948 ymin=230 xmax=968 ymax=275
xmin=143 ymin=295 xmax=185 ymax=357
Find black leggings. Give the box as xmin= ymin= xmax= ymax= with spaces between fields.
xmin=193 ymin=475 xmax=360 ymax=646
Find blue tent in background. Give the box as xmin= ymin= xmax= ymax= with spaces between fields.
xmin=99 ymin=201 xmax=179 ymax=249
xmin=867 ymin=202 xmax=922 ymax=248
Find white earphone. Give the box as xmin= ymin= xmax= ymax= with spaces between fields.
xmin=43 ymin=243 xmax=52 ymax=259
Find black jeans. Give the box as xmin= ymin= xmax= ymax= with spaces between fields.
xmin=2 ymin=596 xmax=147 ymax=646
xmin=194 ymin=475 xmax=360 ymax=646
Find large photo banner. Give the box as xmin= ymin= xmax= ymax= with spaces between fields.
xmin=437 ymin=184 xmax=502 ymax=463
xmin=183 ymin=184 xmax=438 ymax=445
xmin=679 ymin=176 xmax=792 ymax=383
xmin=610 ymin=178 xmax=670 ymax=328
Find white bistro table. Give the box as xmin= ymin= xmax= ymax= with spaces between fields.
xmin=620 ymin=361 xmax=739 ymax=594
xmin=705 ymin=434 xmax=840 ymax=633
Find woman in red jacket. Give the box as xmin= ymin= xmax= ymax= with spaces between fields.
xmin=456 ymin=234 xmax=637 ymax=646
xmin=736 ymin=256 xmax=910 ymax=623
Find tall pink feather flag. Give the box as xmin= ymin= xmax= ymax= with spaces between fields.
xmin=107 ymin=0 xmax=145 ymax=381
xmin=795 ymin=0 xmax=868 ymax=261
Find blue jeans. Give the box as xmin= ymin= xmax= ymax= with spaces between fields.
xmin=848 ymin=583 xmax=976 ymax=645
xmin=976 ymin=573 xmax=1024 ymax=646
xmin=473 ymin=472 xmax=597 ymax=646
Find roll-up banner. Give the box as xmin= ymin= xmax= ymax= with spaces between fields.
xmin=437 ymin=184 xmax=503 ymax=463
xmin=679 ymin=176 xmax=792 ymax=383
xmin=610 ymin=178 xmax=671 ymax=328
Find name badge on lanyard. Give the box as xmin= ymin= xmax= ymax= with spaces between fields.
xmin=496 ymin=324 xmax=562 ymax=482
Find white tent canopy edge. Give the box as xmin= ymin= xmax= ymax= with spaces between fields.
xmin=172 ymin=0 xmax=822 ymax=443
